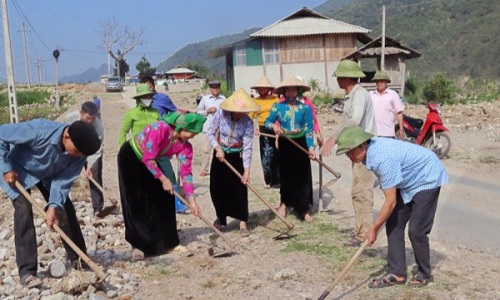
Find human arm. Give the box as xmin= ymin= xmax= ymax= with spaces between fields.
xmin=303 ymin=105 xmax=315 ymax=156
xmin=396 ymin=112 xmax=405 ymax=139
xmin=196 ymin=98 xmax=208 ymax=116
xmin=365 ymin=187 xmax=397 ymax=246
xmin=206 ymin=110 xmax=222 ymax=148
xmin=154 ymin=93 xmax=177 ymax=114
xmin=264 ymin=104 xmax=283 ymax=135
xmin=118 ymin=111 xmax=133 ymax=146
xmin=0 ymin=122 xmax=39 ymax=176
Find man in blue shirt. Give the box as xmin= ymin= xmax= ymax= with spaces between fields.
xmin=0 ymin=119 xmax=101 ymax=287
xmin=336 ymin=125 xmax=448 ymax=289
xmin=140 ymin=75 xmax=177 ymax=116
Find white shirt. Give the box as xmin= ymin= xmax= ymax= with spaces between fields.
xmin=196 ymin=93 xmax=226 ymax=133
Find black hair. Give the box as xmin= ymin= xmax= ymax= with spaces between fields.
xmin=140 ymin=76 xmax=154 ymax=85
xmin=81 ymin=101 xmax=98 ymax=116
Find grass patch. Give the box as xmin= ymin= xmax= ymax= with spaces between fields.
xmin=0 ymin=89 xmax=51 ymax=106
xmin=479 ymin=156 xmax=499 ymax=164
xmin=143 ymin=265 xmax=175 ymax=278
xmin=201 ymin=280 xmax=216 ymax=288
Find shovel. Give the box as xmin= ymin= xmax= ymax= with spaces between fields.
xmin=14 ymin=181 xmax=107 ymax=282
xmin=260 ymin=133 xmax=341 ymax=187
xmin=87 ymin=177 xmax=118 ymax=218
xmin=222 ymin=159 xmax=294 ymax=239
xmin=311 ymin=240 xmax=369 ymax=300
xmin=173 ymin=191 xmax=235 ymax=257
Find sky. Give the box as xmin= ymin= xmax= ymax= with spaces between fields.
xmin=0 ymin=0 xmax=327 ymax=83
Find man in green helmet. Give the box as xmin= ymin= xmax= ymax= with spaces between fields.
xmin=320 ymin=59 xmax=377 ymax=247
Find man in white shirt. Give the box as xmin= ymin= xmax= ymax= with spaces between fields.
xmin=369 ymin=71 xmax=405 ymax=139
xmin=196 ymin=80 xmax=226 ymax=176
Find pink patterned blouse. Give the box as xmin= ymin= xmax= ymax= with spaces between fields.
xmin=133 ymin=121 xmax=195 ymax=198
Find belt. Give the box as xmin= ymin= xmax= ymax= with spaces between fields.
xmin=217 ymin=137 xmax=243 ymax=153
xmin=129 ymin=138 xmax=143 ymax=160
xmin=285 ymin=130 xmax=305 ymax=139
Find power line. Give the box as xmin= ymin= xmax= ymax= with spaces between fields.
xmin=11 ymin=0 xmax=52 ymax=51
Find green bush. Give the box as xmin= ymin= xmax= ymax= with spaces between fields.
xmin=0 ymin=90 xmax=50 ymax=107
xmin=422 ymin=73 xmax=458 ymax=104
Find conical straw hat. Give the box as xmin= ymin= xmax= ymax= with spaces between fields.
xmin=250 ymin=76 xmax=275 ymax=89
xmin=220 ymin=88 xmax=261 ymax=113
xmin=274 ymin=75 xmax=311 ymax=95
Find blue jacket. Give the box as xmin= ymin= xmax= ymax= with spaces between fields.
xmin=152 ymin=92 xmax=177 ymax=116
xmin=0 ymin=119 xmax=87 ymax=208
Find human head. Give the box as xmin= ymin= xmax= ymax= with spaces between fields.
xmin=140 ymin=75 xmax=156 ymax=92
xmin=372 ymin=70 xmax=391 ymax=92
xmin=220 ymin=88 xmax=260 ymax=116
xmin=274 ymin=75 xmax=310 ymax=102
xmin=65 ymin=120 xmax=101 ymax=157
xmin=164 ymin=112 xmax=206 ymax=140
xmin=208 ymin=80 xmax=221 ymax=97
xmin=133 ymin=84 xmax=155 ymax=107
xmin=92 ymin=97 xmax=101 ymax=111
xmin=79 ymin=101 xmax=99 ymax=124
xmin=250 ymin=76 xmax=275 ymax=99
xmin=336 ymin=125 xmax=374 ymax=163
xmin=334 ymin=60 xmax=365 ymax=89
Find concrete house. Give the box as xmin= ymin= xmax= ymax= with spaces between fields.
xmin=208 ymin=7 xmax=371 ymax=92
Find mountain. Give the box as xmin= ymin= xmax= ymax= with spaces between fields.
xmin=61 ymin=63 xmax=108 ymax=83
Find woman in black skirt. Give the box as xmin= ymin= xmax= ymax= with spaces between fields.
xmin=117 ymin=112 xmax=206 ymax=259
xmin=264 ymin=76 xmax=316 ymax=222
xmin=207 ymin=89 xmax=260 ymax=237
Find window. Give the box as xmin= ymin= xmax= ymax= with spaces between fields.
xmin=263 ymin=39 xmax=279 ymax=64
xmin=234 ymin=44 xmax=246 ymax=66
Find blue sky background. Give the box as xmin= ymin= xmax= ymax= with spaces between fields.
xmin=0 ymin=0 xmax=326 ymax=82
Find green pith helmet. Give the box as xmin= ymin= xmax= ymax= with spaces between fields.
xmin=133 ymin=84 xmax=155 ymax=99
xmin=164 ymin=111 xmax=206 ymax=134
xmin=333 ymin=60 xmax=366 ymax=79
xmin=336 ymin=125 xmax=374 ymax=155
xmin=372 ymin=70 xmax=391 ymax=83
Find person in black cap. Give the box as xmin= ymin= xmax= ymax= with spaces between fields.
xmin=0 ymin=119 xmax=100 ymax=287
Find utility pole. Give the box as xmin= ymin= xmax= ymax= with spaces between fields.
xmin=2 ymin=0 xmax=19 ymax=123
xmin=35 ymin=58 xmax=42 ymax=86
xmin=19 ymin=21 xmax=31 ymax=89
xmin=381 ymin=5 xmax=386 ymax=71
xmin=53 ymin=48 xmax=60 ymax=109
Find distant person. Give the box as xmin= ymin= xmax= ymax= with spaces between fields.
xmin=118 ymin=84 xmax=160 ymax=146
xmin=369 ymin=71 xmax=405 ymax=139
xmin=248 ymin=76 xmax=280 ymax=189
xmin=63 ymin=101 xmax=105 ymax=216
xmin=320 ymin=60 xmax=377 ymax=246
xmin=196 ymin=80 xmax=226 ymax=177
xmin=141 ymin=75 xmax=177 ymax=116
xmin=0 ymin=119 xmax=100 ymax=287
xmin=335 ymin=126 xmax=448 ymax=288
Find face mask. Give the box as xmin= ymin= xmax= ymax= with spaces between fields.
xmin=285 ymin=96 xmax=297 ymax=103
xmin=140 ymin=99 xmax=153 ymax=107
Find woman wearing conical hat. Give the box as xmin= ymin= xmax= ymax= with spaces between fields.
xmin=207 ymin=89 xmax=260 ymax=237
xmin=264 ymin=75 xmax=315 ymax=222
xmin=249 ymin=76 xmax=280 ymax=189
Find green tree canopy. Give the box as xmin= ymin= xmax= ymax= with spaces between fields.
xmin=136 ymin=55 xmax=156 ymax=77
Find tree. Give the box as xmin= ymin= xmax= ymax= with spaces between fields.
xmin=114 ymin=51 xmax=130 ymax=79
xmin=99 ymin=18 xmax=145 ymax=79
xmin=136 ymin=55 xmax=156 ymax=77
xmin=184 ymin=61 xmax=215 ymax=80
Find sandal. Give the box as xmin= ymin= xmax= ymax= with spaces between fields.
xmin=240 ymin=228 xmax=250 ymax=238
xmin=344 ymin=237 xmax=363 ymax=247
xmin=368 ymin=273 xmax=406 ymax=289
xmin=408 ymin=273 xmax=434 ymax=287
xmin=20 ymin=274 xmax=42 ymax=288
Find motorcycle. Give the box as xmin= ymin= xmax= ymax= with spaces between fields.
xmin=331 ymin=98 xmax=344 ymax=114
xmin=396 ymin=102 xmax=451 ymax=159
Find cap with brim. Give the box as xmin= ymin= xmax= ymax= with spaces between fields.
xmin=372 ymin=70 xmax=391 ymax=83
xmin=334 ymin=60 xmax=366 ymax=79
xmin=164 ymin=111 xmax=206 ymax=134
xmin=220 ymin=88 xmax=260 ymax=113
xmin=250 ymin=76 xmax=275 ymax=89
xmin=68 ymin=121 xmax=101 ymax=156
xmin=273 ymin=75 xmax=311 ymax=95
xmin=208 ymin=80 xmax=221 ymax=86
xmin=336 ymin=125 xmax=374 ymax=155
xmin=133 ymin=83 xmax=155 ymax=99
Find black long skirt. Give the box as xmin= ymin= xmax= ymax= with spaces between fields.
xmin=259 ymin=126 xmax=280 ymax=186
xmin=117 ymin=142 xmax=179 ymax=257
xmin=278 ymin=136 xmax=313 ymax=219
xmin=209 ymin=151 xmax=248 ymax=226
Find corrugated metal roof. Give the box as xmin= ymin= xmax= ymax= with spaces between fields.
xmin=250 ymin=7 xmax=370 ymax=37
xmin=165 ymin=67 xmax=196 ymax=74
xmin=343 ymin=36 xmax=421 ymax=60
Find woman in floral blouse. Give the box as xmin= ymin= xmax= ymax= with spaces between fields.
xmin=207 ymin=89 xmax=260 ymax=237
xmin=117 ymin=112 xmax=206 ymax=259
xmin=265 ymin=76 xmax=316 ymax=222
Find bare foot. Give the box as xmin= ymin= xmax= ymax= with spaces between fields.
xmin=304 ymin=213 xmax=314 ymax=222
xmin=131 ymin=248 xmax=144 ymax=260
xmin=199 ymin=170 xmax=209 ymax=177
xmin=278 ymin=204 xmax=286 ymax=217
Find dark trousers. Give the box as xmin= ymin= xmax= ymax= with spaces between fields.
xmin=386 ymin=187 xmax=440 ymax=278
xmin=88 ymin=156 xmax=104 ymax=212
xmin=12 ymin=182 xmax=86 ymax=279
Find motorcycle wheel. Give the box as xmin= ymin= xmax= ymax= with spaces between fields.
xmin=424 ymin=132 xmax=451 ymax=159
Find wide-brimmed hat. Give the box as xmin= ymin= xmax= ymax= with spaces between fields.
xmin=133 ymin=84 xmax=155 ymax=99
xmin=372 ymin=70 xmax=391 ymax=83
xmin=164 ymin=111 xmax=206 ymax=134
xmin=220 ymin=88 xmax=260 ymax=113
xmin=250 ymin=76 xmax=275 ymax=89
xmin=334 ymin=60 xmax=366 ymax=79
xmin=273 ymin=75 xmax=311 ymax=95
xmin=336 ymin=125 xmax=374 ymax=155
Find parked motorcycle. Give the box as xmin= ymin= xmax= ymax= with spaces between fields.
xmin=331 ymin=98 xmax=344 ymax=114
xmin=396 ymin=102 xmax=451 ymax=159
